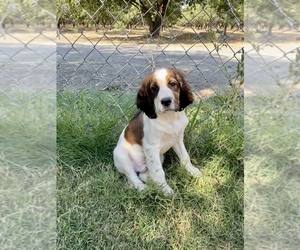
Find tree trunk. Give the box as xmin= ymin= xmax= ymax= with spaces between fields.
xmin=141 ymin=0 xmax=169 ymax=37
xmin=57 ymin=17 xmax=60 ymax=30
xmin=268 ymin=21 xmax=275 ymax=36
xmin=223 ymin=22 xmax=228 ymax=36
xmin=223 ymin=16 xmax=228 ymax=36
xmin=150 ymin=15 xmax=163 ymax=37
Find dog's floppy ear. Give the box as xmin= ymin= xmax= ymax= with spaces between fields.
xmin=174 ymin=70 xmax=194 ymax=111
xmin=136 ymin=74 xmax=157 ymax=119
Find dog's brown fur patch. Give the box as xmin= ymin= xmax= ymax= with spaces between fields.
xmin=124 ymin=111 xmax=144 ymax=145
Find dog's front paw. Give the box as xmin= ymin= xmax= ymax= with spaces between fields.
xmin=161 ymin=184 xmax=174 ymax=195
xmin=186 ymin=165 xmax=201 ymax=176
xmin=136 ymin=183 xmax=147 ymax=192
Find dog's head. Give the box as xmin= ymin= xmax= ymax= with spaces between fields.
xmin=136 ymin=68 xmax=194 ymax=119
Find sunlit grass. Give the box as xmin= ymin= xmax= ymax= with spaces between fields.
xmin=244 ymin=96 xmax=300 ymax=249
xmin=0 ymin=92 xmax=56 ymax=249
xmin=57 ymin=90 xmax=243 ymax=249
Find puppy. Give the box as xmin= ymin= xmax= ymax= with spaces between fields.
xmin=113 ymin=68 xmax=200 ymax=194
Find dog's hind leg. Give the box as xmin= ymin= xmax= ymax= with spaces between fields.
xmin=113 ymin=146 xmax=146 ymax=192
xmin=126 ymin=172 xmax=146 ymax=192
xmin=138 ymin=170 xmax=149 ymax=183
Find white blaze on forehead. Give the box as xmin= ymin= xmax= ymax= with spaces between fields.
xmin=154 ymin=68 xmax=168 ymax=86
xmin=153 ymin=69 xmax=176 ymax=112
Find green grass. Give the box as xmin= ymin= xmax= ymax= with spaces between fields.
xmin=0 ymin=92 xmax=56 ymax=249
xmin=57 ymin=90 xmax=244 ymax=249
xmin=244 ymin=96 xmax=300 ymax=249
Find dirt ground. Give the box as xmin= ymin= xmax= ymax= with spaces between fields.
xmin=57 ymin=25 xmax=244 ymax=44
xmin=2 ymin=24 xmax=299 ymax=47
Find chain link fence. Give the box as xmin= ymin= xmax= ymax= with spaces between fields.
xmin=244 ymin=0 xmax=300 ymax=249
xmin=57 ymin=0 xmax=298 ymax=249
xmin=56 ymin=3 xmax=244 ymax=247
xmin=1 ymin=0 xmax=299 ymax=249
xmin=0 ymin=0 xmax=56 ymax=249
xmin=56 ymin=0 xmax=244 ymax=110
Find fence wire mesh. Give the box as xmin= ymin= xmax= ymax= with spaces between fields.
xmin=244 ymin=0 xmax=300 ymax=249
xmin=0 ymin=0 xmax=56 ymax=249
xmin=56 ymin=0 xmax=244 ymax=107
xmin=56 ymin=2 xmax=244 ymax=247
xmin=0 ymin=0 xmax=299 ymax=249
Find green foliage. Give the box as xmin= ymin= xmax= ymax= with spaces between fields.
xmin=57 ymin=91 xmax=136 ymax=166
xmin=179 ymin=4 xmax=216 ymax=28
xmin=1 ymin=0 xmax=55 ymax=29
xmin=210 ymin=0 xmax=243 ymax=22
xmin=246 ymin=0 xmax=299 ymax=34
xmin=116 ymin=6 xmax=141 ymax=29
xmin=56 ymin=0 xmax=244 ymax=33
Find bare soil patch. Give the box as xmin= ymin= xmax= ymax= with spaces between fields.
xmin=57 ymin=25 xmax=244 ymax=45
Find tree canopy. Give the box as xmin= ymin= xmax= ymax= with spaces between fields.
xmin=1 ymin=0 xmax=55 ymax=29
xmin=56 ymin=0 xmax=244 ymax=36
xmin=3 ymin=0 xmax=298 ymax=36
xmin=246 ymin=0 xmax=299 ymax=35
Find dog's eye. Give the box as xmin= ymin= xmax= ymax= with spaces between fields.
xmin=151 ymin=85 xmax=159 ymax=93
xmin=169 ymin=81 xmax=176 ymax=87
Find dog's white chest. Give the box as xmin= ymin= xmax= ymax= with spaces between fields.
xmin=143 ymin=112 xmax=188 ymax=154
xmin=147 ymin=111 xmax=188 ymax=134
xmin=158 ymin=132 xmax=180 ymax=154
xmin=162 ymin=118 xmax=187 ymax=134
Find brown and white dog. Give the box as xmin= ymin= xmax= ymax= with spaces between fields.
xmin=113 ymin=68 xmax=201 ymax=194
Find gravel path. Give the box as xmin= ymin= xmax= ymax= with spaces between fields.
xmin=57 ymin=43 xmax=242 ymax=97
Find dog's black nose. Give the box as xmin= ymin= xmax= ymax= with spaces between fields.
xmin=161 ymin=98 xmax=172 ymax=107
